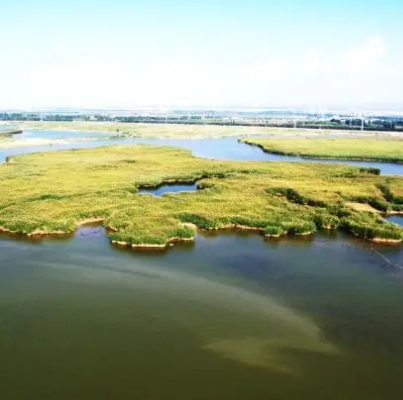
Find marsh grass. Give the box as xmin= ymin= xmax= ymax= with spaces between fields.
xmin=242 ymin=138 xmax=403 ymax=163
xmin=1 ymin=144 xmax=403 ymax=245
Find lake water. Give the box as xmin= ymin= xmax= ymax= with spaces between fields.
xmin=17 ymin=129 xmax=113 ymax=140
xmin=1 ymin=227 xmax=403 ymax=400
xmin=1 ymin=130 xmax=403 ymax=175
xmin=2 ymin=130 xmax=403 ymax=399
xmin=387 ymin=215 xmax=403 ymax=226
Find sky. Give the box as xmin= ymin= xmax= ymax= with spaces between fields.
xmin=1 ymin=0 xmax=403 ymax=109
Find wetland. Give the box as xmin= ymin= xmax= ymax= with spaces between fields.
xmin=1 ymin=124 xmax=403 ymax=400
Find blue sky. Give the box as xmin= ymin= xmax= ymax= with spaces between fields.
xmin=1 ymin=0 xmax=403 ymax=109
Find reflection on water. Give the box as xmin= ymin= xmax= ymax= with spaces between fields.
xmin=1 ymin=227 xmax=403 ymax=399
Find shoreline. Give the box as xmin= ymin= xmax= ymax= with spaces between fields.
xmin=369 ymin=237 xmax=403 ymax=244
xmin=1 ymin=219 xmax=402 ymax=248
xmin=0 ymin=137 xmax=106 ymax=149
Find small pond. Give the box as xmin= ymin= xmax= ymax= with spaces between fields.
xmin=138 ymin=182 xmax=199 ymax=196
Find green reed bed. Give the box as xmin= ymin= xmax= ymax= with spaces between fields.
xmin=242 ymin=138 xmax=403 ymax=163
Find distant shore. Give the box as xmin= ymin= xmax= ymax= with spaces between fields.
xmin=0 ymin=128 xmax=23 ymax=135
xmin=17 ymin=121 xmax=403 ymax=140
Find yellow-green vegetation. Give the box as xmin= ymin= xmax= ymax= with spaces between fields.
xmin=1 ymin=145 xmax=403 ymax=246
xmin=242 ymin=138 xmax=403 ymax=163
xmin=20 ymin=121 xmax=378 ymax=139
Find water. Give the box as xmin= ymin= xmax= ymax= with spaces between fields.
xmin=1 ymin=227 xmax=403 ymax=400
xmin=387 ymin=215 xmax=403 ymax=226
xmin=17 ymin=129 xmax=113 ymax=140
xmin=1 ymin=130 xmax=403 ymax=175
xmin=139 ymin=182 xmax=199 ymax=196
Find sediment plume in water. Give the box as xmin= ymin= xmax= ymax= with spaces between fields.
xmin=37 ymin=250 xmax=339 ymax=373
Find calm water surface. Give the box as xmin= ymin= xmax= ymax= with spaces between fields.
xmin=387 ymin=215 xmax=403 ymax=226
xmin=1 ymin=227 xmax=403 ymax=400
xmin=18 ymin=129 xmax=113 ymax=140
xmin=139 ymin=182 xmax=199 ymax=196
xmin=1 ymin=130 xmax=403 ymax=175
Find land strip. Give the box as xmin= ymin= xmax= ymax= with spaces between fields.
xmin=242 ymin=137 xmax=403 ymax=164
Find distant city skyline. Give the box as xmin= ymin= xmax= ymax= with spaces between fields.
xmin=2 ymin=0 xmax=403 ymax=109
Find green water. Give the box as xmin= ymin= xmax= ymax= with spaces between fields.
xmin=1 ymin=226 xmax=403 ymax=400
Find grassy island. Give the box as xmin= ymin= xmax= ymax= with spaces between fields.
xmin=1 ymin=145 xmax=403 ymax=247
xmin=242 ymin=138 xmax=403 ymax=163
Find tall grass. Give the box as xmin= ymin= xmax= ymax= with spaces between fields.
xmin=242 ymin=138 xmax=403 ymax=163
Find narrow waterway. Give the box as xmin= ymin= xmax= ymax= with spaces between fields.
xmin=1 ymin=130 xmax=403 ymax=175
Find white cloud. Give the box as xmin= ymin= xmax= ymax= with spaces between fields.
xmin=299 ymin=50 xmax=321 ymax=74
xmin=29 ymin=63 xmax=114 ymax=84
xmin=252 ymin=57 xmax=288 ymax=81
xmin=339 ymin=36 xmax=386 ymax=70
xmin=2 ymin=35 xmax=401 ymax=109
xmin=141 ymin=60 xmax=208 ymax=84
